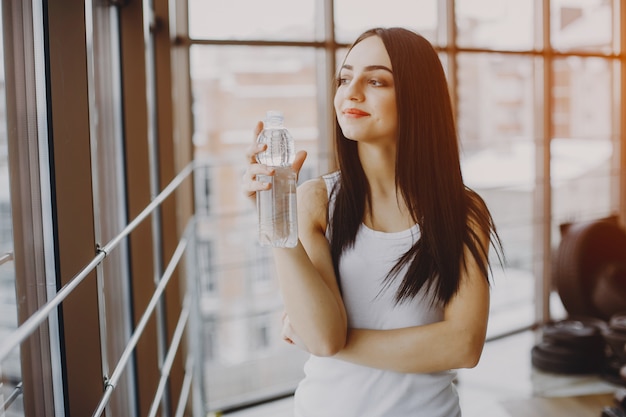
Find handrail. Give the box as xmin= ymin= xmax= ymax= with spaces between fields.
xmin=0 ymin=161 xmax=194 ymax=362
xmin=1 ymin=382 xmax=22 ymax=412
xmin=174 ymin=357 xmax=194 ymax=417
xmin=147 ymin=296 xmax=190 ymax=417
xmin=92 ymin=228 xmax=190 ymax=416
xmin=0 ymin=252 xmax=13 ymax=266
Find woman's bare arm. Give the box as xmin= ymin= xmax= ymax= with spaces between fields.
xmin=333 ymin=222 xmax=490 ymax=373
xmin=272 ymin=178 xmax=347 ymax=356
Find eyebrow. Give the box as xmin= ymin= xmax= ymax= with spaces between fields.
xmin=340 ymin=64 xmax=393 ymax=74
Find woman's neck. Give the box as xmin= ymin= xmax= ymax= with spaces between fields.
xmin=358 ymin=142 xmax=397 ymax=195
xmin=357 ymin=143 xmax=414 ymax=232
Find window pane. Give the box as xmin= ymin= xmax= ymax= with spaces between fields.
xmin=334 ymin=0 xmax=439 ymax=45
xmin=457 ymin=53 xmax=536 ymax=335
xmin=0 ymin=6 xmax=24 ymax=415
xmin=190 ymin=45 xmax=320 ymax=410
xmin=551 ymin=57 xmax=617 ymax=231
xmin=188 ymin=0 xmax=317 ymax=41
xmin=456 ymin=0 xmax=534 ymax=50
xmin=551 ymin=0 xmax=613 ymax=53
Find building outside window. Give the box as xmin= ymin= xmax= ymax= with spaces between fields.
xmin=186 ymin=0 xmax=620 ymax=412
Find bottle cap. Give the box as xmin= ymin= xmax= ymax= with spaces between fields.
xmin=265 ymin=110 xmax=284 ymax=125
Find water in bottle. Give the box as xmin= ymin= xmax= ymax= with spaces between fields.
xmin=256 ymin=111 xmax=298 ymax=248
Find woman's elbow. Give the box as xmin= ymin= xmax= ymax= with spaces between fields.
xmin=310 ymin=336 xmax=346 ymax=357
xmin=308 ymin=329 xmax=346 ymax=357
xmin=310 ymin=344 xmax=340 ymax=357
xmin=459 ymin=349 xmax=482 ymax=369
xmin=456 ymin=336 xmax=485 ymax=368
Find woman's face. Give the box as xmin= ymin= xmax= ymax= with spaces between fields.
xmin=334 ymin=35 xmax=398 ymax=145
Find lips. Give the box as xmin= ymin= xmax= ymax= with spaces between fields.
xmin=343 ymin=108 xmax=370 ymax=117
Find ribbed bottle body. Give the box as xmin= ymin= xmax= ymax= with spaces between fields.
xmin=255 ymin=111 xmax=297 ymax=248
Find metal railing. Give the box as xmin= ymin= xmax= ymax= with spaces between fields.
xmin=0 ymin=252 xmax=13 ymax=266
xmin=0 ymin=161 xmax=196 ymax=417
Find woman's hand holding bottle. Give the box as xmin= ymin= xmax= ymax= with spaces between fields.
xmin=242 ymin=120 xmax=307 ymax=204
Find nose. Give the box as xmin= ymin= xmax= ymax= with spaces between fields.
xmin=345 ymin=79 xmax=364 ymax=102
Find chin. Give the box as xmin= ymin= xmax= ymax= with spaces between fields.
xmin=340 ymin=132 xmax=360 ymax=142
xmin=339 ymin=126 xmax=360 ymax=141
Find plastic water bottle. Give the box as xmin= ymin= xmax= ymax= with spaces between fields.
xmin=256 ymin=111 xmax=298 ymax=248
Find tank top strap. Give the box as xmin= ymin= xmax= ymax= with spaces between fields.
xmin=322 ymin=171 xmax=340 ymax=211
xmin=322 ymin=171 xmax=340 ymax=239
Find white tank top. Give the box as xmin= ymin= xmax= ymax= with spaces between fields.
xmin=293 ymin=171 xmax=461 ymax=417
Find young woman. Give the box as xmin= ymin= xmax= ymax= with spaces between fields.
xmin=243 ymin=27 xmax=502 ymax=417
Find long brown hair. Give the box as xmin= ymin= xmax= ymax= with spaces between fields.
xmin=329 ymin=27 xmax=503 ymax=306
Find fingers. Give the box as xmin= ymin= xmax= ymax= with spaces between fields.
xmin=242 ymin=121 xmax=308 ymax=200
xmin=245 ymin=142 xmax=266 ymax=165
xmin=245 ymin=121 xmax=265 ymax=163
xmin=253 ymin=120 xmax=263 ymax=140
xmin=241 ymin=163 xmax=274 ymax=198
xmin=242 ymin=121 xmax=274 ymax=198
xmin=292 ymin=150 xmax=308 ymax=178
xmin=281 ymin=314 xmax=307 ymax=351
xmin=281 ymin=314 xmax=294 ymax=344
xmin=281 ymin=313 xmax=296 ymax=344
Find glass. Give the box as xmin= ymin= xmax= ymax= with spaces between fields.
xmin=551 ymin=0 xmax=613 ymax=53
xmin=188 ymin=0 xmax=317 ymax=41
xmin=0 ymin=5 xmax=24 ymax=415
xmin=334 ymin=0 xmax=438 ymax=45
xmin=190 ymin=45 xmax=320 ymax=411
xmin=457 ymin=53 xmax=536 ymax=336
xmin=551 ymin=56 xmax=617 ymax=238
xmin=456 ymin=0 xmax=534 ymax=50
xmin=455 ymin=0 xmax=534 ymax=50
xmin=549 ymin=56 xmax=618 ymax=322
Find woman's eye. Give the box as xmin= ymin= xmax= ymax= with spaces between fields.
xmin=369 ymin=79 xmax=384 ymax=87
xmin=337 ymin=77 xmax=349 ymax=86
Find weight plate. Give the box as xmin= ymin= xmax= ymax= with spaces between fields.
xmin=604 ymin=329 xmax=626 ymax=363
xmin=542 ymin=319 xmax=604 ymax=346
xmin=593 ymin=267 xmax=626 ymax=319
xmin=610 ymin=313 xmax=626 ymax=334
xmin=533 ymin=341 xmax=599 ymax=362
xmin=531 ymin=345 xmax=601 ymax=374
xmin=554 ymin=218 xmax=626 ymax=320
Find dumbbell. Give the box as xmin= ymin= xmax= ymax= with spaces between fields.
xmin=602 ymin=389 xmax=626 ymax=417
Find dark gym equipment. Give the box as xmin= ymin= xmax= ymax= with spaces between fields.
xmin=532 ymin=218 xmax=626 ymax=416
xmin=599 ymin=389 xmax=626 ymax=417
xmin=553 ymin=217 xmax=626 ymax=321
xmin=601 ymin=406 xmax=626 ymax=417
xmin=532 ymin=318 xmax=606 ymax=375
xmin=602 ymin=313 xmax=626 ymax=385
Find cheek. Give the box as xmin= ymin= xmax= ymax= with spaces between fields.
xmin=381 ymin=99 xmax=398 ymax=133
xmin=384 ymin=98 xmax=397 ymax=120
xmin=333 ymin=92 xmax=342 ymax=113
xmin=385 ymin=94 xmax=397 ymax=111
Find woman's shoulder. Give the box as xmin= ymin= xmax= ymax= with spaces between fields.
xmin=297 ymin=172 xmax=339 ymax=227
xmin=299 ymin=171 xmax=340 ymax=200
xmin=299 ymin=176 xmax=327 ymax=198
xmin=299 ymin=174 xmax=332 ymax=206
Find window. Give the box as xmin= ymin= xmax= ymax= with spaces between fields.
xmin=187 ymin=0 xmax=624 ymax=413
xmin=194 ymin=165 xmax=212 ymax=216
xmin=334 ymin=0 xmax=439 ymax=45
xmin=1 ymin=3 xmax=24 ymax=415
xmin=456 ymin=0 xmax=534 ymax=50
xmin=197 ymin=239 xmax=217 ymax=293
xmin=458 ymin=53 xmax=537 ymax=333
